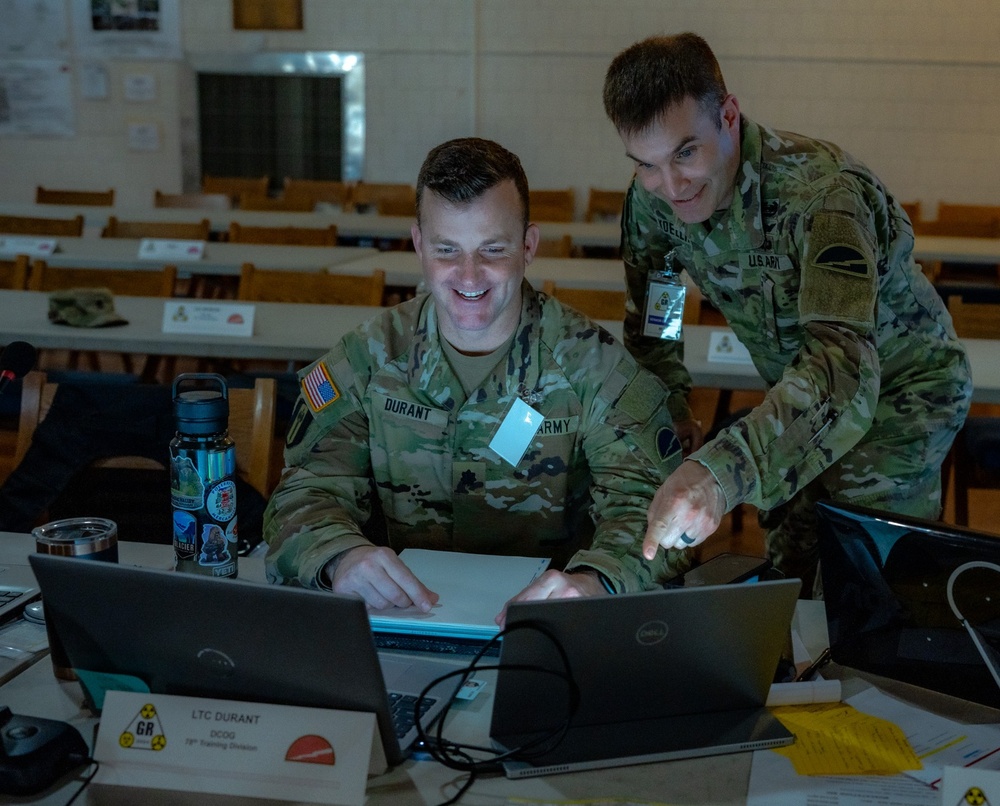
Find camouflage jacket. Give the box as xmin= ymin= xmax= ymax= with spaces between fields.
xmin=264 ymin=282 xmax=687 ymax=592
xmin=621 ymin=115 xmax=971 ymax=512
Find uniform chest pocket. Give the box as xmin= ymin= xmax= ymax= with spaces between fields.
xmin=760 ymin=260 xmax=800 ymax=352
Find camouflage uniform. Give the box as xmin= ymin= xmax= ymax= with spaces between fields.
xmin=264 ymin=282 xmax=689 ymax=592
xmin=622 ymin=116 xmax=972 ymax=584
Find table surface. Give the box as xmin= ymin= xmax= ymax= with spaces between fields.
xmin=0 ymin=289 xmax=997 ymax=403
xmin=0 ymin=237 xmax=378 ymax=275
xmin=0 ymin=202 xmax=623 ymax=249
xmin=3 ymin=534 xmax=997 ymax=805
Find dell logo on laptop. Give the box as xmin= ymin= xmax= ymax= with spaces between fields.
xmin=636 ymin=621 xmax=668 ymax=645
xmin=197 ymin=648 xmax=236 ymax=677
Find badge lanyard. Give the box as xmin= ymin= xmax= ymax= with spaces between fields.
xmin=642 ymin=251 xmax=686 ymax=341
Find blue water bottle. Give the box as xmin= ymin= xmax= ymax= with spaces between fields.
xmin=170 ymin=373 xmax=238 ymax=578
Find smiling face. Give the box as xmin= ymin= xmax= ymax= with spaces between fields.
xmin=411 ymin=179 xmax=539 ymax=354
xmin=621 ymin=94 xmax=742 ymax=224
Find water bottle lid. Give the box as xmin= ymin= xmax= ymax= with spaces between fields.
xmin=173 ymin=373 xmax=229 ymax=435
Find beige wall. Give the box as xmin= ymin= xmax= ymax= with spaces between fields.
xmin=2 ymin=0 xmax=999 ymax=215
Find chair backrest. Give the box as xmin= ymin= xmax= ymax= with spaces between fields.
xmin=912 ymin=218 xmax=1000 ymax=238
xmin=29 ymin=259 xmax=178 ymax=297
xmin=237 ymin=263 xmax=386 ymax=306
xmin=202 ymin=175 xmax=270 ymax=201
xmin=283 ymin=178 xmax=353 ymax=210
xmin=0 ymin=254 xmax=29 ymax=290
xmin=530 ymin=189 xmax=576 ymax=222
xmin=585 ymin=188 xmax=627 ymax=222
xmin=102 ymin=216 xmax=211 ymax=241
xmin=541 ymin=280 xmax=626 ymax=320
xmin=376 ymin=195 xmax=417 ymax=217
xmin=0 ymin=214 xmax=84 ymax=237
xmin=15 ymin=372 xmax=278 ymax=498
xmin=36 ymin=186 xmax=115 ymax=206
xmin=350 ymin=183 xmax=415 ymax=213
xmin=947 ymin=295 xmax=1000 ymax=340
xmin=228 ymin=222 xmax=338 ymax=246
xmin=154 ymin=190 xmax=233 ymax=210
xmin=237 ymin=192 xmax=315 ymax=212
xmin=900 ymin=201 xmax=922 ymax=224
xmin=534 ymin=234 xmax=573 ymax=258
xmin=937 ymin=203 xmax=1000 ymax=226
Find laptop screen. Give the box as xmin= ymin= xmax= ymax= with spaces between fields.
xmin=817 ymin=500 xmax=1000 ymax=708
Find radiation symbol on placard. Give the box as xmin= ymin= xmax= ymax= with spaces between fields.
xmin=958 ymin=786 xmax=990 ymax=806
xmin=118 ymin=702 xmax=167 ymax=752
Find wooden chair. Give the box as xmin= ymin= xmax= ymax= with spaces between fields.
xmin=228 ymin=222 xmax=338 ymax=246
xmin=15 ymin=372 xmax=278 ymax=499
xmin=238 ymin=263 xmax=385 ymax=306
xmin=530 ymin=189 xmax=576 ymax=222
xmin=585 ymin=188 xmax=627 ymax=222
xmin=937 ymin=203 xmax=1000 ymax=226
xmin=0 ymin=214 xmax=84 ymax=237
xmin=900 ymin=201 xmax=922 ymax=224
xmin=35 ymin=186 xmax=114 ymax=206
xmin=102 ymin=216 xmax=211 ymax=241
xmin=154 ymin=190 xmax=232 ymax=210
xmin=376 ymin=194 xmax=417 ymax=217
xmin=283 ymin=178 xmax=352 ymax=210
xmin=202 ymin=175 xmax=269 ymax=203
xmin=350 ymin=183 xmax=415 ymax=213
xmin=237 ymin=192 xmax=315 ymax=212
xmin=541 ymin=280 xmax=625 ymax=321
xmin=29 ymin=259 xmax=178 ymax=375
xmin=534 ymin=235 xmax=574 ymax=258
xmin=912 ymin=218 xmax=1000 ymax=238
xmin=0 ymin=254 xmax=29 ymax=289
xmin=29 ymin=259 xmax=177 ymax=297
xmin=946 ymin=295 xmax=1000 ymax=525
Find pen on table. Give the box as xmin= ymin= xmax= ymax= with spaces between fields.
xmin=795 ymin=647 xmax=832 ymax=682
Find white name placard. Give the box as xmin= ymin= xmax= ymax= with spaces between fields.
xmin=707 ymin=330 xmax=754 ymax=365
xmin=94 ymin=690 xmax=385 ymax=805
xmin=162 ymin=300 xmax=255 ymax=337
xmin=0 ymin=235 xmax=57 ymax=258
xmin=139 ymin=238 xmax=206 ymax=261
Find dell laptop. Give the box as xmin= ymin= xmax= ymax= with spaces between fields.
xmin=817 ymin=499 xmax=1000 ymax=708
xmin=28 ymin=554 xmax=464 ymax=767
xmin=490 ymin=578 xmax=801 ymax=777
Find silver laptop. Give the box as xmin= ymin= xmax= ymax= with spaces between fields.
xmin=28 ymin=554 xmax=463 ymax=766
xmin=0 ymin=562 xmax=41 ymax=622
xmin=490 ymin=578 xmax=801 ymax=778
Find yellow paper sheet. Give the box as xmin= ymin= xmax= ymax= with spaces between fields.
xmin=771 ymin=702 xmax=923 ymax=776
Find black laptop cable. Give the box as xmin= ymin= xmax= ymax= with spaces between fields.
xmin=412 ymin=620 xmax=580 ymax=806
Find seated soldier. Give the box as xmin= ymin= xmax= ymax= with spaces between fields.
xmin=263 ymin=137 xmax=690 ymax=622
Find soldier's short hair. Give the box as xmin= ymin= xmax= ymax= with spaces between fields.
xmin=416 ymin=138 xmax=530 ymax=232
xmin=603 ymin=33 xmax=728 ymax=137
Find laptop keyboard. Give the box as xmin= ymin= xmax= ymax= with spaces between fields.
xmin=374 ymin=632 xmax=500 ymax=657
xmin=0 ymin=589 xmax=25 ymax=607
xmin=388 ymin=692 xmax=437 ymax=739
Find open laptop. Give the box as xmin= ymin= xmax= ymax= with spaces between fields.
xmin=489 ymin=578 xmax=801 ymax=778
xmin=817 ymin=500 xmax=1000 ymax=709
xmin=0 ymin=562 xmax=40 ymax=622
xmin=28 ymin=554 xmax=464 ymax=767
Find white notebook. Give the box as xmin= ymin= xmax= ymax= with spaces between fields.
xmin=368 ymin=549 xmax=550 ymax=640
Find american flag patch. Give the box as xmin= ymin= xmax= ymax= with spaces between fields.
xmin=302 ymin=363 xmax=339 ymax=412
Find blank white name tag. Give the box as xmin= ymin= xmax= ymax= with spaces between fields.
xmin=707 ymin=330 xmax=754 ymax=364
xmin=94 ymin=690 xmax=383 ymax=805
xmin=139 ymin=238 xmax=206 ymax=261
xmin=0 ymin=235 xmax=57 ymax=257
xmin=162 ymin=300 xmax=255 ymax=337
xmin=489 ymin=397 xmax=544 ymax=466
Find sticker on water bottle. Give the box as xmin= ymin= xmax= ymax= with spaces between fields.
xmin=206 ymin=479 xmax=237 ymax=523
xmin=170 ymin=456 xmax=204 ymax=510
